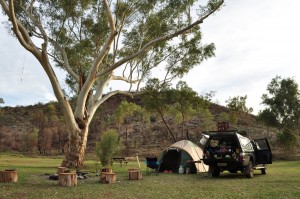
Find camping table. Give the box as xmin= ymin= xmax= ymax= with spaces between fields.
xmin=111 ymin=157 xmax=128 ymax=167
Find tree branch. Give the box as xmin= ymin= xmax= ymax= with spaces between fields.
xmin=111 ymin=75 xmax=140 ymax=84
xmin=6 ymin=0 xmax=33 ymax=51
xmin=75 ymin=0 xmax=117 ymax=119
xmin=97 ymin=0 xmax=224 ymax=77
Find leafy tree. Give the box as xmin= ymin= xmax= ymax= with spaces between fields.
xmin=216 ymin=112 xmax=229 ymax=123
xmin=95 ymin=129 xmax=119 ymax=167
xmin=259 ymin=76 xmax=300 ymax=148
xmin=141 ymin=79 xmax=177 ymax=141
xmin=113 ymin=100 xmax=148 ymax=152
xmin=225 ymin=95 xmax=253 ymax=125
xmin=173 ymin=81 xmax=200 ymax=139
xmin=22 ymin=128 xmax=38 ymax=154
xmin=0 ymin=0 xmax=224 ymax=167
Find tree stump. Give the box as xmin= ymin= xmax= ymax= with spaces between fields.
xmin=101 ymin=168 xmax=112 ymax=173
xmin=99 ymin=172 xmax=107 ymax=183
xmin=58 ymin=173 xmax=77 ymax=187
xmin=128 ymin=169 xmax=142 ymax=180
xmin=105 ymin=173 xmax=116 ymax=184
xmin=57 ymin=167 xmax=66 ymax=174
xmin=0 ymin=170 xmax=18 ymax=183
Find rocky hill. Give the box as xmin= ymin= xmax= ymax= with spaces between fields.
xmin=0 ymin=94 xmax=281 ymax=158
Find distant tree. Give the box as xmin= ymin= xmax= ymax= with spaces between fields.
xmin=46 ymin=104 xmax=60 ymax=127
xmin=113 ymin=101 xmax=147 ymax=151
xmin=22 ymin=128 xmax=38 ymax=154
xmin=0 ymin=0 xmax=223 ymax=167
xmin=32 ymin=110 xmax=48 ymax=129
xmin=173 ymin=81 xmax=197 ymax=139
xmin=226 ymin=95 xmax=253 ymax=125
xmin=95 ymin=129 xmax=119 ymax=166
xmin=260 ymin=76 xmax=300 ymax=149
xmin=141 ymin=79 xmax=177 ymax=142
xmin=56 ymin=125 xmax=70 ymax=154
xmin=38 ymin=128 xmax=54 ymax=155
xmin=216 ymin=112 xmax=230 ymax=123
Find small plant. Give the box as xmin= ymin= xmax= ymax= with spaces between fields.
xmin=95 ymin=129 xmax=119 ymax=167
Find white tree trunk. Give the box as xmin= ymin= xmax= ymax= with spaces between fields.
xmin=61 ymin=126 xmax=89 ymax=168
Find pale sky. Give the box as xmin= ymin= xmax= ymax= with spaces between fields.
xmin=1 ymin=0 xmax=300 ymax=115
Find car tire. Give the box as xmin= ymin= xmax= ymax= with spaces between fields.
xmin=212 ymin=169 xmax=220 ymax=177
xmin=261 ymin=168 xmax=267 ymax=175
xmin=245 ymin=160 xmax=254 ymax=178
xmin=229 ymin=169 xmax=238 ymax=173
xmin=209 ymin=166 xmax=220 ymax=177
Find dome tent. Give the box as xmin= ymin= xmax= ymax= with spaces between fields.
xmin=158 ymin=140 xmax=208 ymax=173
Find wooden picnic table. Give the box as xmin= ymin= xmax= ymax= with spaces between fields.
xmin=111 ymin=157 xmax=128 ymax=167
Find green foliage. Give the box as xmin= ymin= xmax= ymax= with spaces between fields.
xmin=226 ymin=95 xmax=253 ymax=114
xmin=216 ymin=112 xmax=229 ymax=123
xmin=114 ymin=101 xmax=148 ymax=129
xmin=226 ymin=95 xmax=252 ymax=125
xmin=260 ymin=76 xmax=300 ymax=150
xmin=142 ymin=80 xmax=214 ymax=140
xmin=0 ymin=97 xmax=4 ymax=104
xmin=95 ymin=129 xmax=119 ymax=167
xmin=3 ymin=0 xmax=222 ymax=94
xmin=261 ymin=76 xmax=300 ymax=127
xmin=22 ymin=128 xmax=39 ymax=153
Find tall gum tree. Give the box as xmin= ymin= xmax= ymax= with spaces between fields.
xmin=0 ymin=0 xmax=224 ymax=168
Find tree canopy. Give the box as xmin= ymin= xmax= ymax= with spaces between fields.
xmin=259 ymin=76 xmax=300 ymax=148
xmin=0 ymin=0 xmax=224 ymax=167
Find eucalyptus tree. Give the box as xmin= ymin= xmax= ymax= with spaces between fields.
xmin=225 ymin=95 xmax=253 ymax=125
xmin=141 ymin=78 xmax=177 ymax=141
xmin=0 ymin=0 xmax=224 ymax=167
xmin=260 ymin=76 xmax=300 ymax=146
xmin=113 ymin=100 xmax=148 ymax=145
xmin=173 ymin=81 xmax=198 ymax=139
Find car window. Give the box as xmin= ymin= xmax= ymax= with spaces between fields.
xmin=209 ymin=139 xmax=219 ymax=147
xmin=255 ymin=139 xmax=269 ymax=150
xmin=239 ymin=137 xmax=253 ymax=151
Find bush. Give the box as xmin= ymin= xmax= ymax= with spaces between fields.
xmin=95 ymin=129 xmax=119 ymax=166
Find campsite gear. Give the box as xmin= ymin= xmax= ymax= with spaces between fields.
xmin=158 ymin=140 xmax=208 ymax=173
xmin=186 ymin=167 xmax=190 ymax=174
xmin=179 ymin=165 xmax=184 ymax=174
xmin=145 ymin=157 xmax=160 ymax=175
xmin=136 ymin=154 xmax=141 ymax=168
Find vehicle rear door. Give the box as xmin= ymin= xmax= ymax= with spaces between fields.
xmin=252 ymin=139 xmax=272 ymax=164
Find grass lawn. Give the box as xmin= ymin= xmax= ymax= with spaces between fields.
xmin=0 ymin=154 xmax=300 ymax=199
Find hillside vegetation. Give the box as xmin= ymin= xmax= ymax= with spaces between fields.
xmin=0 ymin=94 xmax=283 ymax=158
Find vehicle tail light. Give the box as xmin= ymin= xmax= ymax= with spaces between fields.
xmin=239 ymin=153 xmax=245 ymax=162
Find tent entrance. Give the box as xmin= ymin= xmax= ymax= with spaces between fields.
xmin=159 ymin=149 xmax=180 ymax=173
xmin=159 ymin=149 xmax=197 ymax=173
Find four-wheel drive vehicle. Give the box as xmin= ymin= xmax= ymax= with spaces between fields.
xmin=200 ymin=130 xmax=272 ymax=178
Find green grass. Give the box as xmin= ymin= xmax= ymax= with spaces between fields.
xmin=0 ymin=154 xmax=300 ymax=199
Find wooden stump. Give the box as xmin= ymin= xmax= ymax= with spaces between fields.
xmin=100 ymin=172 xmax=117 ymax=184
xmin=58 ymin=173 xmax=77 ymax=187
xmin=99 ymin=172 xmax=107 ymax=183
xmin=57 ymin=167 xmax=66 ymax=174
xmin=101 ymin=168 xmax=112 ymax=173
xmin=128 ymin=169 xmax=142 ymax=180
xmin=105 ymin=173 xmax=116 ymax=184
xmin=0 ymin=170 xmax=18 ymax=183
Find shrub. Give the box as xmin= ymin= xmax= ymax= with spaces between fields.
xmin=95 ymin=129 xmax=119 ymax=166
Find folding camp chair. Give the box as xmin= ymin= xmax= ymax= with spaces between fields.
xmin=145 ymin=157 xmax=160 ymax=175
